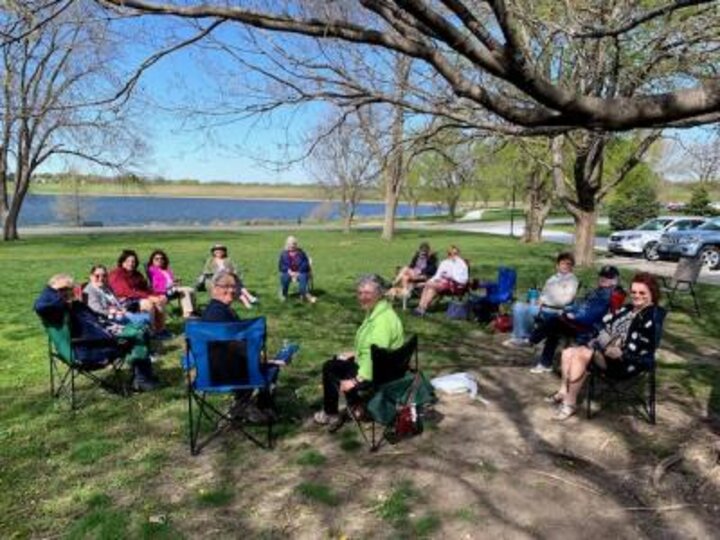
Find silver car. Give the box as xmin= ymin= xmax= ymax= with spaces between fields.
xmin=657 ymin=217 xmax=720 ymax=269
xmin=608 ymin=216 xmax=707 ymax=261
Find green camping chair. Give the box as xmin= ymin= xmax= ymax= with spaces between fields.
xmin=44 ymin=316 xmax=129 ymax=409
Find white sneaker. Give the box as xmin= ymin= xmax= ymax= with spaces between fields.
xmin=313 ymin=410 xmax=339 ymax=425
xmin=502 ymin=338 xmax=531 ymax=349
xmin=529 ymin=364 xmax=553 ymax=374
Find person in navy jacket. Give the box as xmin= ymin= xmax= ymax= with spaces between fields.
xmin=278 ymin=236 xmax=316 ymax=303
xmin=34 ymin=274 xmax=159 ymax=391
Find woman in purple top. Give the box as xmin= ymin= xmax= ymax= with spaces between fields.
xmin=278 ymin=236 xmax=316 ymax=303
xmin=146 ymin=249 xmax=197 ymax=318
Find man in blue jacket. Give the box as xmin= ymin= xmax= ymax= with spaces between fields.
xmin=34 ymin=274 xmax=159 ymax=391
xmin=528 ymin=265 xmax=620 ymax=373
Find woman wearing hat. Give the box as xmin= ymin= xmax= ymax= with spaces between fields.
xmin=200 ymin=244 xmax=257 ymax=308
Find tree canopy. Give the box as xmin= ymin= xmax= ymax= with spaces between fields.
xmin=96 ymin=0 xmax=720 ymax=132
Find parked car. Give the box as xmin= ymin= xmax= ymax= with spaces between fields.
xmin=608 ymin=216 xmax=707 ymax=261
xmin=656 ymin=217 xmax=720 ymax=270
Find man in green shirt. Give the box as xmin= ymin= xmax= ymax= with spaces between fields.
xmin=314 ymin=275 xmax=405 ymax=425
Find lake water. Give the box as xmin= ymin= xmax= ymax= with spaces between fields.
xmin=18 ymin=194 xmax=440 ymax=227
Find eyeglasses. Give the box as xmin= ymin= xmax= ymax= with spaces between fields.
xmin=630 ymin=289 xmax=649 ymax=296
xmin=219 ymin=284 xmax=237 ymax=290
xmin=93 ymin=273 xmax=106 ymax=278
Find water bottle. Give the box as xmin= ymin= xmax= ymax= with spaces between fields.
xmin=527 ymin=288 xmax=539 ymax=305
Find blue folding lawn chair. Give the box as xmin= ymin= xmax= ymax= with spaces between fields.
xmin=469 ymin=266 xmax=517 ymax=321
xmin=182 ymin=317 xmax=278 ymax=454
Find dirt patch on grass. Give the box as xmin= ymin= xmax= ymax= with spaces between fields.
xmin=151 ymin=344 xmax=720 ymax=539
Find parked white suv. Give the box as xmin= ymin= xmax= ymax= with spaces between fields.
xmin=608 ymin=216 xmax=707 ymax=261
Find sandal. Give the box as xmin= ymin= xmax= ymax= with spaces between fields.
xmin=543 ymin=392 xmax=564 ymax=405
xmin=553 ymin=403 xmax=576 ymax=422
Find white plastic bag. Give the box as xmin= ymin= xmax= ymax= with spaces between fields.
xmin=430 ymin=372 xmax=479 ymax=399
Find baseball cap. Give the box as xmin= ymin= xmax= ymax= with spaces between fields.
xmin=598 ymin=265 xmax=619 ymax=279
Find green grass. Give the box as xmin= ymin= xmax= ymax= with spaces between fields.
xmin=295 ymin=481 xmax=340 ymax=506
xmin=0 ymin=229 xmax=718 ymax=537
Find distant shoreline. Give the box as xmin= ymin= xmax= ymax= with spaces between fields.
xmin=28 ymin=190 xmax=438 ymax=206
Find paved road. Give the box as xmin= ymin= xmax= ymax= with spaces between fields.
xmin=398 ymin=219 xmax=720 ymax=286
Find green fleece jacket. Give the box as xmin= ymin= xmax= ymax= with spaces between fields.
xmin=354 ymin=299 xmax=405 ymax=381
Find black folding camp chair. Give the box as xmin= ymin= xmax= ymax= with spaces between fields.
xmin=331 ymin=335 xmax=434 ymax=451
xmin=43 ymin=316 xmax=129 ymax=410
xmin=585 ymin=306 xmax=667 ymax=424
xmin=182 ymin=317 xmax=278 ymax=455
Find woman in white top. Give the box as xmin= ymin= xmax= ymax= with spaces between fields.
xmin=503 ymin=252 xmax=578 ymax=347
xmin=413 ymin=245 xmax=468 ymax=316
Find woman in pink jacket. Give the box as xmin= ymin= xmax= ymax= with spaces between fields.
xmin=146 ymin=249 xmax=197 ymax=318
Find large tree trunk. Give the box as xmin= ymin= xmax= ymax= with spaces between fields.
xmin=381 ymin=170 xmax=400 ymax=240
xmin=380 ymin=55 xmax=410 ymax=241
xmin=523 ymin=167 xmax=552 ymax=243
xmin=3 ymin=169 xmax=29 ymax=241
xmin=573 ymin=209 xmax=597 ymax=266
xmin=570 ymin=135 xmax=605 ymax=266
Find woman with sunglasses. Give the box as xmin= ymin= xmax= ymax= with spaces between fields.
xmin=548 ymin=272 xmax=662 ymax=421
xmin=146 ymin=249 xmax=197 ymax=318
xmin=83 ymin=264 xmax=151 ymax=327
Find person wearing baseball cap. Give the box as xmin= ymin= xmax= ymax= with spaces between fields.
xmin=527 ymin=264 xmax=620 ymax=373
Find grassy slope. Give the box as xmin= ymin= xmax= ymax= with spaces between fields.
xmin=0 ymin=230 xmax=718 ymax=537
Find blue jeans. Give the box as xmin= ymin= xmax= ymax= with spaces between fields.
xmin=280 ymin=272 xmax=309 ymax=297
xmin=511 ymin=302 xmax=540 ymax=339
xmin=119 ymin=312 xmax=151 ymax=326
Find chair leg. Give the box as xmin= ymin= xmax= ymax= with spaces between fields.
xmin=188 ymin=385 xmax=199 ymax=455
xmin=49 ymin=355 xmax=55 ymax=397
xmin=689 ymin=285 xmax=701 ymax=317
xmin=70 ymin=367 xmax=76 ymax=411
xmin=648 ymin=369 xmax=656 ymax=425
xmin=586 ymin=370 xmax=595 ymax=419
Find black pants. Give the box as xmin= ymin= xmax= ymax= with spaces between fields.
xmin=322 ymin=358 xmax=361 ymax=414
xmin=530 ymin=315 xmax=591 ymax=368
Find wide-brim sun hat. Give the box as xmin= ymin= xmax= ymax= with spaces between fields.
xmin=210 ymin=243 xmax=227 ymax=253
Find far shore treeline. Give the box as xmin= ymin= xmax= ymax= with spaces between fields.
xmin=22 ymin=172 xmax=720 ymax=205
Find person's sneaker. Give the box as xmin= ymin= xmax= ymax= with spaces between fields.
xmin=412 ymin=308 xmax=425 ymax=317
xmin=279 ymin=292 xmax=287 ymax=302
xmin=529 ymin=363 xmax=553 ymax=374
xmin=552 ymin=403 xmax=576 ymax=422
xmin=502 ymin=337 xmax=531 ymax=348
xmin=313 ymin=410 xmax=339 ymax=425
xmin=305 ymin=294 xmax=317 ymax=304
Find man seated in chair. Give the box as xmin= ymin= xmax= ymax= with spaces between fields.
xmin=34 ymin=274 xmax=159 ymax=391
xmin=201 ymin=270 xmax=273 ymax=422
xmin=527 ymin=265 xmax=620 ymax=374
xmin=314 ymin=274 xmax=404 ymax=425
xmin=412 ymin=245 xmax=468 ymax=317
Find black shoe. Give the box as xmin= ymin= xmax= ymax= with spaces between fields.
xmin=132 ymin=365 xmax=160 ymax=392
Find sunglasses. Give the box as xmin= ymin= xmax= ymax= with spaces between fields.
xmin=93 ymin=273 xmax=107 ymax=278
